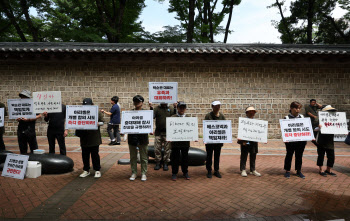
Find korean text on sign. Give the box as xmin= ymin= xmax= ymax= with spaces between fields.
xmin=66 ymin=105 xmax=99 ymax=130
xmin=33 ymin=91 xmax=62 ymax=113
xmin=7 ymin=99 xmax=35 ymax=120
xmin=149 ymin=82 xmax=178 ymax=104
xmin=279 ymin=118 xmax=314 ymax=142
xmin=203 ymin=120 xmax=232 ymax=144
xmin=0 ymin=108 xmax=4 ymax=127
xmin=237 ymin=117 xmax=268 ymax=143
xmin=121 ymin=110 xmax=153 ymax=134
xmin=1 ymin=153 xmax=29 ymax=180
xmin=166 ymin=117 xmax=198 ymax=141
xmin=319 ymin=111 xmax=348 ymax=135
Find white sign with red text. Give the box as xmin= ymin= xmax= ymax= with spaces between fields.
xmin=149 ymin=82 xmax=178 ymax=104
xmin=1 ymin=153 xmax=29 ymax=180
xmin=66 ymin=105 xmax=98 ymax=130
xmin=280 ymin=118 xmax=314 ymax=142
xmin=33 ymin=91 xmax=62 ymax=113
xmin=319 ymin=112 xmax=348 ymax=135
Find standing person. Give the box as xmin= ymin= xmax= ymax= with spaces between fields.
xmin=170 ymin=102 xmax=191 ymax=181
xmin=101 ymin=96 xmax=121 ymax=145
xmin=283 ymin=101 xmax=307 ymax=179
xmin=238 ymin=106 xmax=261 ymax=177
xmin=305 ymin=99 xmax=323 ymax=145
xmin=17 ymin=90 xmax=41 ymax=154
xmin=128 ymin=95 xmax=149 ymax=181
xmin=149 ymin=102 xmax=177 ymax=171
xmin=205 ymin=101 xmax=226 ymax=178
xmin=76 ymin=98 xmax=104 ymax=178
xmin=0 ymin=102 xmax=7 ymax=151
xmin=316 ymin=105 xmax=337 ymax=177
xmin=43 ymin=104 xmax=68 ymax=155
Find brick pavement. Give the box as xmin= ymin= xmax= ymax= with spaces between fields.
xmin=1 ymin=137 xmax=350 ymax=220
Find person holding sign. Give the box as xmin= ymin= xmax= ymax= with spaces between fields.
xmin=0 ymin=102 xmax=7 ymax=151
xmin=238 ymin=106 xmax=261 ymax=177
xmin=283 ymin=101 xmax=307 ymax=179
xmin=76 ymin=98 xmax=104 ymax=178
xmin=204 ymin=101 xmax=226 ymax=178
xmin=316 ymin=105 xmax=337 ymax=177
xmin=149 ymin=102 xmax=177 ymax=171
xmin=128 ymin=95 xmax=149 ymax=181
xmin=101 ymin=96 xmax=121 ymax=145
xmin=17 ymin=90 xmax=41 ymax=154
xmin=170 ymin=102 xmax=191 ymax=181
xmin=43 ymin=104 xmax=68 ymax=155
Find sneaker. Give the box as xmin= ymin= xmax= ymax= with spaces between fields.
xmin=296 ymin=171 xmax=305 ymax=179
xmin=94 ymin=171 xmax=101 ymax=178
xmin=163 ymin=163 xmax=169 ymax=171
xmin=129 ymin=173 xmax=137 ymax=181
xmin=213 ymin=171 xmax=222 ymax=178
xmin=141 ymin=174 xmax=147 ymax=181
xmin=284 ymin=172 xmax=290 ymax=178
xmin=250 ymin=170 xmax=261 ymax=177
xmin=171 ymin=174 xmax=177 ymax=181
xmin=325 ymin=170 xmax=337 ymax=177
xmin=79 ymin=171 xmax=90 ymax=178
xmin=108 ymin=141 xmax=116 ymax=145
xmin=113 ymin=142 xmax=120 ymax=145
xmin=154 ymin=163 xmax=161 ymax=170
xmin=183 ymin=173 xmax=190 ymax=180
xmin=241 ymin=170 xmax=247 ymax=177
xmin=207 ymin=171 xmax=212 ymax=178
xmin=319 ymin=171 xmax=327 ymax=177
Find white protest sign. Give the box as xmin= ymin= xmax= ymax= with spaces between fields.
xmin=334 ymin=132 xmax=349 ymax=142
xmin=319 ymin=112 xmax=348 ymax=134
xmin=33 ymin=91 xmax=62 ymax=113
xmin=121 ymin=110 xmax=153 ymax=134
xmin=166 ymin=117 xmax=198 ymax=141
xmin=149 ymin=82 xmax=178 ymax=104
xmin=66 ymin=105 xmax=98 ymax=130
xmin=203 ymin=120 xmax=232 ymax=143
xmin=0 ymin=108 xmax=4 ymax=127
xmin=279 ymin=118 xmax=314 ymax=142
xmin=237 ymin=117 xmax=268 ymax=143
xmin=1 ymin=153 xmax=29 ymax=180
xmin=7 ymin=99 xmax=35 ymax=119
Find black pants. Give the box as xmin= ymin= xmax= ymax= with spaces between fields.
xmin=171 ymin=146 xmax=189 ymax=175
xmin=0 ymin=133 xmax=5 ymax=150
xmin=317 ymin=148 xmax=335 ymax=168
xmin=206 ymin=144 xmax=222 ymax=172
xmin=107 ymin=123 xmax=121 ymax=142
xmin=81 ymin=145 xmax=101 ymax=171
xmin=284 ymin=142 xmax=306 ymax=171
xmin=240 ymin=148 xmax=256 ymax=172
xmin=47 ymin=130 xmax=66 ymax=155
xmin=17 ymin=132 xmax=38 ymax=154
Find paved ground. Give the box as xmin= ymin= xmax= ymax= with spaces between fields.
xmin=1 ymin=136 xmax=350 ymax=220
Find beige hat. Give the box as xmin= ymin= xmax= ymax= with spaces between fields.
xmin=322 ymin=105 xmax=337 ymax=111
xmin=245 ymin=106 xmax=257 ymax=112
xmin=211 ymin=101 xmax=221 ymax=106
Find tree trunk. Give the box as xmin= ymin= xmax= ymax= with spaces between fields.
xmin=201 ymin=0 xmax=209 ymax=42
xmin=0 ymin=0 xmax=27 ymax=41
xmin=208 ymin=1 xmax=214 ymax=42
xmin=224 ymin=0 xmax=234 ymax=43
xmin=306 ymin=0 xmax=315 ymax=44
xmin=187 ymin=0 xmax=195 ymax=43
xmin=275 ymin=0 xmax=294 ymax=43
xmin=20 ymin=0 xmax=39 ymax=42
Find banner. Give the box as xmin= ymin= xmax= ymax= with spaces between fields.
xmin=121 ymin=110 xmax=153 ymax=134
xmin=319 ymin=111 xmax=348 ymax=134
xmin=237 ymin=117 xmax=268 ymax=143
xmin=203 ymin=120 xmax=232 ymax=143
xmin=0 ymin=108 xmax=4 ymax=127
xmin=7 ymin=99 xmax=35 ymax=120
xmin=1 ymin=153 xmax=29 ymax=180
xmin=149 ymin=82 xmax=178 ymax=104
xmin=66 ymin=105 xmax=98 ymax=130
xmin=166 ymin=117 xmax=198 ymax=141
xmin=334 ymin=132 xmax=349 ymax=142
xmin=280 ymin=118 xmax=314 ymax=142
xmin=33 ymin=91 xmax=62 ymax=113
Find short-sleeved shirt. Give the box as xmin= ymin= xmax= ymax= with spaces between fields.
xmin=305 ymin=105 xmax=321 ymax=129
xmin=153 ymin=105 xmax=176 ymax=136
xmin=109 ymin=103 xmax=120 ymax=124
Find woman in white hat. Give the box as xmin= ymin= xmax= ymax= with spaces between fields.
xmin=238 ymin=106 xmax=261 ymax=177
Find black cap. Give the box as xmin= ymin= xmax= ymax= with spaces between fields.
xmin=177 ymin=101 xmax=187 ymax=108
xmin=133 ymin=95 xmax=144 ymax=103
xmin=83 ymin=98 xmax=93 ymax=105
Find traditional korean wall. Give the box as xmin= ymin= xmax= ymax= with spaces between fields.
xmin=0 ymin=58 xmax=349 ymax=138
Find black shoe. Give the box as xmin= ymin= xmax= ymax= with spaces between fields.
xmin=113 ymin=142 xmax=120 ymax=145
xmin=284 ymin=172 xmax=290 ymax=178
xmin=108 ymin=141 xmax=116 ymax=145
xmin=171 ymin=174 xmax=177 ymax=181
xmin=213 ymin=171 xmax=222 ymax=178
xmin=154 ymin=163 xmax=161 ymax=170
xmin=319 ymin=171 xmax=327 ymax=177
xmin=207 ymin=171 xmax=212 ymax=178
xmin=163 ymin=163 xmax=169 ymax=171
xmin=296 ymin=171 xmax=305 ymax=179
xmin=183 ymin=173 xmax=190 ymax=180
xmin=325 ymin=170 xmax=337 ymax=177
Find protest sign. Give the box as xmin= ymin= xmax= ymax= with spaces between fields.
xmin=1 ymin=153 xmax=29 ymax=180
xmin=280 ymin=118 xmax=314 ymax=142
xmin=319 ymin=111 xmax=348 ymax=134
xmin=7 ymin=99 xmax=35 ymax=120
xmin=203 ymin=120 xmax=232 ymax=143
xmin=166 ymin=117 xmax=198 ymax=141
xmin=237 ymin=117 xmax=268 ymax=143
xmin=66 ymin=105 xmax=98 ymax=130
xmin=0 ymin=108 xmax=4 ymax=127
xmin=334 ymin=132 xmax=349 ymax=142
xmin=33 ymin=91 xmax=62 ymax=113
xmin=149 ymin=82 xmax=178 ymax=104
xmin=121 ymin=110 xmax=153 ymax=134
